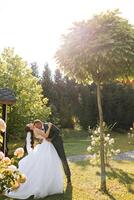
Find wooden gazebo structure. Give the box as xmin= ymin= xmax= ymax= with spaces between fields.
xmin=0 ymin=88 xmax=16 ymax=155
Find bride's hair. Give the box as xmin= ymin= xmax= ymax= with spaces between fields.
xmin=24 ymin=125 xmax=34 ymax=154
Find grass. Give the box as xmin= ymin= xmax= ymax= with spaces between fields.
xmin=1 ymin=129 xmax=134 ymax=200
xmin=62 ymin=129 xmax=89 ymax=156
xmin=8 ymin=129 xmax=134 ymax=157
xmin=63 ymin=130 xmax=134 ymax=156
xmin=112 ymin=132 xmax=134 ymax=152
xmin=2 ymin=160 xmax=134 ymax=200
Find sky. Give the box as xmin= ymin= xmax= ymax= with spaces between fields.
xmin=0 ymin=0 xmax=134 ymax=74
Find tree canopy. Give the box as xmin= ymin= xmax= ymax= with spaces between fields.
xmin=55 ymin=10 xmax=134 ymax=84
xmin=0 ymin=48 xmax=51 ymax=136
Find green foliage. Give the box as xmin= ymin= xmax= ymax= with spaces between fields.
xmin=103 ymin=82 xmax=134 ymax=129
xmin=0 ymin=48 xmax=51 ymax=136
xmin=55 ymin=9 xmax=134 ymax=84
xmin=41 ymin=67 xmax=79 ymax=128
xmin=41 ymin=66 xmax=134 ymax=130
xmin=87 ymin=123 xmax=120 ymax=165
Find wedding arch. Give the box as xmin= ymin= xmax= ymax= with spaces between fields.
xmin=0 ymin=88 xmax=16 ymax=155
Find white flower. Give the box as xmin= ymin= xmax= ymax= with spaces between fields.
xmin=105 ymin=137 xmax=109 ymax=142
xmin=91 ymin=141 xmax=96 ymax=146
xmin=87 ymin=146 xmax=92 ymax=152
xmin=94 ymin=130 xmax=98 ymax=134
xmin=109 ymin=138 xmax=114 ymax=145
xmin=8 ymin=165 xmax=17 ymax=171
xmin=0 ymin=118 xmax=6 ymax=132
xmin=116 ymin=149 xmax=120 ymax=154
xmin=130 ymin=127 xmax=133 ymax=130
xmin=14 ymin=148 xmax=24 ymax=158
xmin=0 ymin=151 xmax=5 ymax=160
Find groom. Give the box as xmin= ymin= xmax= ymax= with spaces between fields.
xmin=33 ymin=119 xmax=71 ymax=185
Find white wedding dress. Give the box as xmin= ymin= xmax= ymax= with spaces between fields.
xmin=6 ymin=133 xmax=64 ymax=199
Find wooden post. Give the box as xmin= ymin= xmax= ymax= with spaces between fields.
xmin=2 ymin=104 xmax=7 ymax=155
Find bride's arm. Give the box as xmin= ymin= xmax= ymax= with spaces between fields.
xmin=33 ymin=123 xmax=52 ymax=139
xmin=26 ymin=132 xmax=33 ymax=153
xmin=33 ymin=128 xmax=46 ymax=139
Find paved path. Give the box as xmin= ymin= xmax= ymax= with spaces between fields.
xmin=67 ymin=154 xmax=92 ymax=162
xmin=67 ymin=151 xmax=134 ymax=163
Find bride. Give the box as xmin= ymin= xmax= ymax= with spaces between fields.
xmin=6 ymin=122 xmax=64 ymax=199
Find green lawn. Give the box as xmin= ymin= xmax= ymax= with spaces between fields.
xmin=113 ymin=132 xmax=134 ymax=153
xmin=1 ymin=130 xmax=134 ymax=200
xmin=2 ymin=160 xmax=134 ymax=200
xmin=63 ymin=130 xmax=134 ymax=156
xmin=8 ymin=129 xmax=134 ymax=157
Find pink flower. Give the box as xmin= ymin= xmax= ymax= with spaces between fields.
xmin=0 ymin=118 xmax=6 ymax=132
xmin=14 ymin=148 xmax=24 ymax=158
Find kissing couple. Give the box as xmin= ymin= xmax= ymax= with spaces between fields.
xmin=6 ymin=119 xmax=71 ymax=199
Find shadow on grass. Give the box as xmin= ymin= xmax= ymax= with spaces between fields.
xmin=96 ymin=165 xmax=134 ymax=195
xmin=42 ymin=184 xmax=73 ymax=200
xmin=108 ymin=166 xmax=134 ymax=194
xmin=26 ymin=184 xmax=73 ymax=200
xmin=104 ymin=190 xmax=117 ymax=200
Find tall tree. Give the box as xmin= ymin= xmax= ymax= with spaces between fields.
xmin=31 ymin=62 xmax=39 ymax=78
xmin=55 ymin=10 xmax=134 ymax=191
xmin=78 ymin=83 xmax=98 ymax=129
xmin=53 ymin=69 xmax=66 ymax=127
xmin=41 ymin=63 xmax=53 ymax=102
xmin=0 ymin=48 xmax=51 ymax=136
xmin=102 ymin=82 xmax=134 ymax=129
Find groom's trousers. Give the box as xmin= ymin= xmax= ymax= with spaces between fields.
xmin=52 ymin=136 xmax=71 ymax=180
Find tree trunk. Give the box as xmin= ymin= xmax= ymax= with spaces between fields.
xmin=96 ymin=83 xmax=106 ymax=192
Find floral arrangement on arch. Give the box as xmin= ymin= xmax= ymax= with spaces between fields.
xmin=0 ymin=148 xmax=26 ymax=193
xmin=0 ymin=118 xmax=26 ymax=193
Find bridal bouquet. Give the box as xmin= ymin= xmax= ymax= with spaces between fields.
xmin=0 ymin=148 xmax=26 ymax=193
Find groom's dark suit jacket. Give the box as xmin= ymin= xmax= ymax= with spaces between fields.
xmin=43 ymin=123 xmax=61 ymax=142
xmin=43 ymin=123 xmax=71 ymax=179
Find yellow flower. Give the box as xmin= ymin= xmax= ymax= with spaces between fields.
xmin=3 ymin=168 xmax=12 ymax=175
xmin=19 ymin=174 xmax=27 ymax=183
xmin=2 ymin=157 xmax=11 ymax=165
xmin=11 ymin=181 xmax=20 ymax=190
xmin=14 ymin=148 xmax=24 ymax=158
